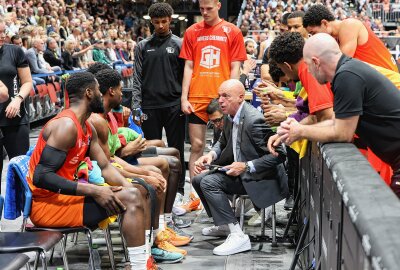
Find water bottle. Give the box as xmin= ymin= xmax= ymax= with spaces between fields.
xmin=88 ymin=244 xmax=102 ymax=270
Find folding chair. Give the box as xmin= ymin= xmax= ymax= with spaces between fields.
xmin=0 ymin=253 xmax=31 ymax=270
xmin=233 ymin=195 xmax=277 ymax=246
xmin=0 ymin=193 xmax=63 ymax=270
xmin=5 ymin=155 xmax=118 ymax=270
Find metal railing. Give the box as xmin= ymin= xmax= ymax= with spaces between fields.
xmin=370 ymin=3 xmax=400 ymax=23
xmin=297 ymin=142 xmax=400 ymax=270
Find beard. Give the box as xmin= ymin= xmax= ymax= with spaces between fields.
xmin=89 ymin=95 xmax=105 ymax=113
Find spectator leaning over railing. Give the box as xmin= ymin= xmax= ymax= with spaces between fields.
xmin=303 ymin=4 xmax=398 ymax=72
xmin=304 ymin=4 xmax=399 ymax=182
xmin=271 ymin=33 xmax=400 ymax=199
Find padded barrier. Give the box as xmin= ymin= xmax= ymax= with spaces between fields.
xmin=300 ymin=142 xmax=400 ymax=270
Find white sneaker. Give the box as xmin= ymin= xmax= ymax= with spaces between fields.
xmin=213 ymin=233 xmax=251 ymax=256
xmin=174 ymin=193 xmax=184 ymax=206
xmin=202 ymin=225 xmax=230 ymax=237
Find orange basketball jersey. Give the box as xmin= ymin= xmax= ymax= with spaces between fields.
xmin=180 ymin=20 xmax=247 ymax=103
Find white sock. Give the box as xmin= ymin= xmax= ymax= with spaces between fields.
xmin=145 ymin=230 xmax=151 ymax=260
xmin=228 ymin=223 xmax=244 ymax=235
xmin=159 ymin=214 xmax=165 ymax=230
xmin=165 ymin=213 xmax=173 ymax=224
xmin=128 ymin=245 xmax=147 ymax=270
xmin=153 ymin=229 xmax=159 ymax=245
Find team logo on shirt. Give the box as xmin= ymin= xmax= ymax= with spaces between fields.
xmin=166 ymin=47 xmax=175 ymax=54
xmin=222 ymin=26 xmax=231 ymax=34
xmin=200 ymin=45 xmax=221 ymax=69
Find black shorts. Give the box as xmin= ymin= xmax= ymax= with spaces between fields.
xmin=141 ymin=146 xmax=158 ymax=157
xmin=188 ymin=113 xmax=207 ymax=125
xmin=83 ymin=197 xmax=110 ymax=229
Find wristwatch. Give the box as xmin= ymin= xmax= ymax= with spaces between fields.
xmin=245 ymin=162 xmax=251 ymax=173
xmin=15 ymin=94 xmax=24 ymax=101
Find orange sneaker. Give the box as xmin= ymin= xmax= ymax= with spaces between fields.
xmin=179 ymin=193 xmax=201 ymax=213
xmin=156 ymin=229 xmax=191 ymax=247
xmin=157 ymin=239 xmax=188 ymax=256
xmin=146 ymin=256 xmax=160 ymax=270
xmin=165 ymin=227 xmax=191 ymax=246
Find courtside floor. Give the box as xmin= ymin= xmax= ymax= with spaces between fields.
xmin=0 ymin=126 xmax=295 ymax=269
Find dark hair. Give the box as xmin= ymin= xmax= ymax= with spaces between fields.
xmin=245 ymin=39 xmax=255 ymax=47
xmin=282 ymin=12 xmax=291 ymax=26
xmin=206 ymin=98 xmax=222 ymax=115
xmin=86 ymin=62 xmax=112 ymax=75
xmin=65 ymin=72 xmax=97 ymax=99
xmin=95 ymin=69 xmax=122 ymax=95
xmin=288 ymin=11 xmax=305 ymax=20
xmin=303 ymin=5 xmax=335 ymax=28
xmin=268 ymin=59 xmax=286 ymax=83
xmin=148 ymin=2 xmax=174 ymax=18
xmin=11 ymin=35 xmax=21 ymax=43
xmin=269 ymin=32 xmax=304 ymax=64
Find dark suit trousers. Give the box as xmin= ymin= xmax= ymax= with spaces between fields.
xmin=192 ymin=171 xmax=247 ymax=226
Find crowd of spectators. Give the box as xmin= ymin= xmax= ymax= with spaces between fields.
xmin=239 ymin=0 xmax=400 ymax=41
xmin=0 ymin=0 xmax=155 ymax=72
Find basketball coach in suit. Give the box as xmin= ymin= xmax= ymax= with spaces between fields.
xmin=192 ymin=79 xmax=288 ymax=256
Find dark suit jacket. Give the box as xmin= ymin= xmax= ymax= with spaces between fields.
xmin=43 ymin=49 xmax=63 ymax=68
xmin=211 ymin=102 xmax=289 ymax=208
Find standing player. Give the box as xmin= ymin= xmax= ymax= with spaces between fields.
xmin=179 ymin=0 xmax=247 ymax=183
xmin=132 ymin=3 xmax=186 ymax=195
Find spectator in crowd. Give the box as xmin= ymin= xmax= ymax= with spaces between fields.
xmin=92 ymin=39 xmax=110 ymax=64
xmin=180 ymin=0 xmax=247 ymax=185
xmin=11 ymin=34 xmax=22 ymax=46
xmin=115 ymin=39 xmax=129 ymax=64
xmin=21 ymin=35 xmax=30 ymax=52
xmin=126 ymin=39 xmax=136 ymax=61
xmin=43 ymin=37 xmax=63 ymax=69
xmin=273 ymin=33 xmax=400 ymax=198
xmin=104 ymin=39 xmax=117 ymax=63
xmin=26 ymin=7 xmax=37 ymax=25
xmin=26 ymin=72 xmax=149 ymax=270
xmin=132 ymin=2 xmax=186 ymax=198
xmin=0 ymin=19 xmax=33 ymax=193
xmin=192 ymin=79 xmax=288 ymax=256
xmin=26 ymin=38 xmax=54 ymax=74
xmin=80 ymin=39 xmax=94 ymax=68
xmin=59 ymin=16 xmax=70 ymax=40
xmin=62 ymin=39 xmax=78 ymax=70
xmin=244 ymin=38 xmax=257 ymax=57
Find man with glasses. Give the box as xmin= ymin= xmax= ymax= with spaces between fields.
xmin=206 ymin=98 xmax=225 ymax=147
